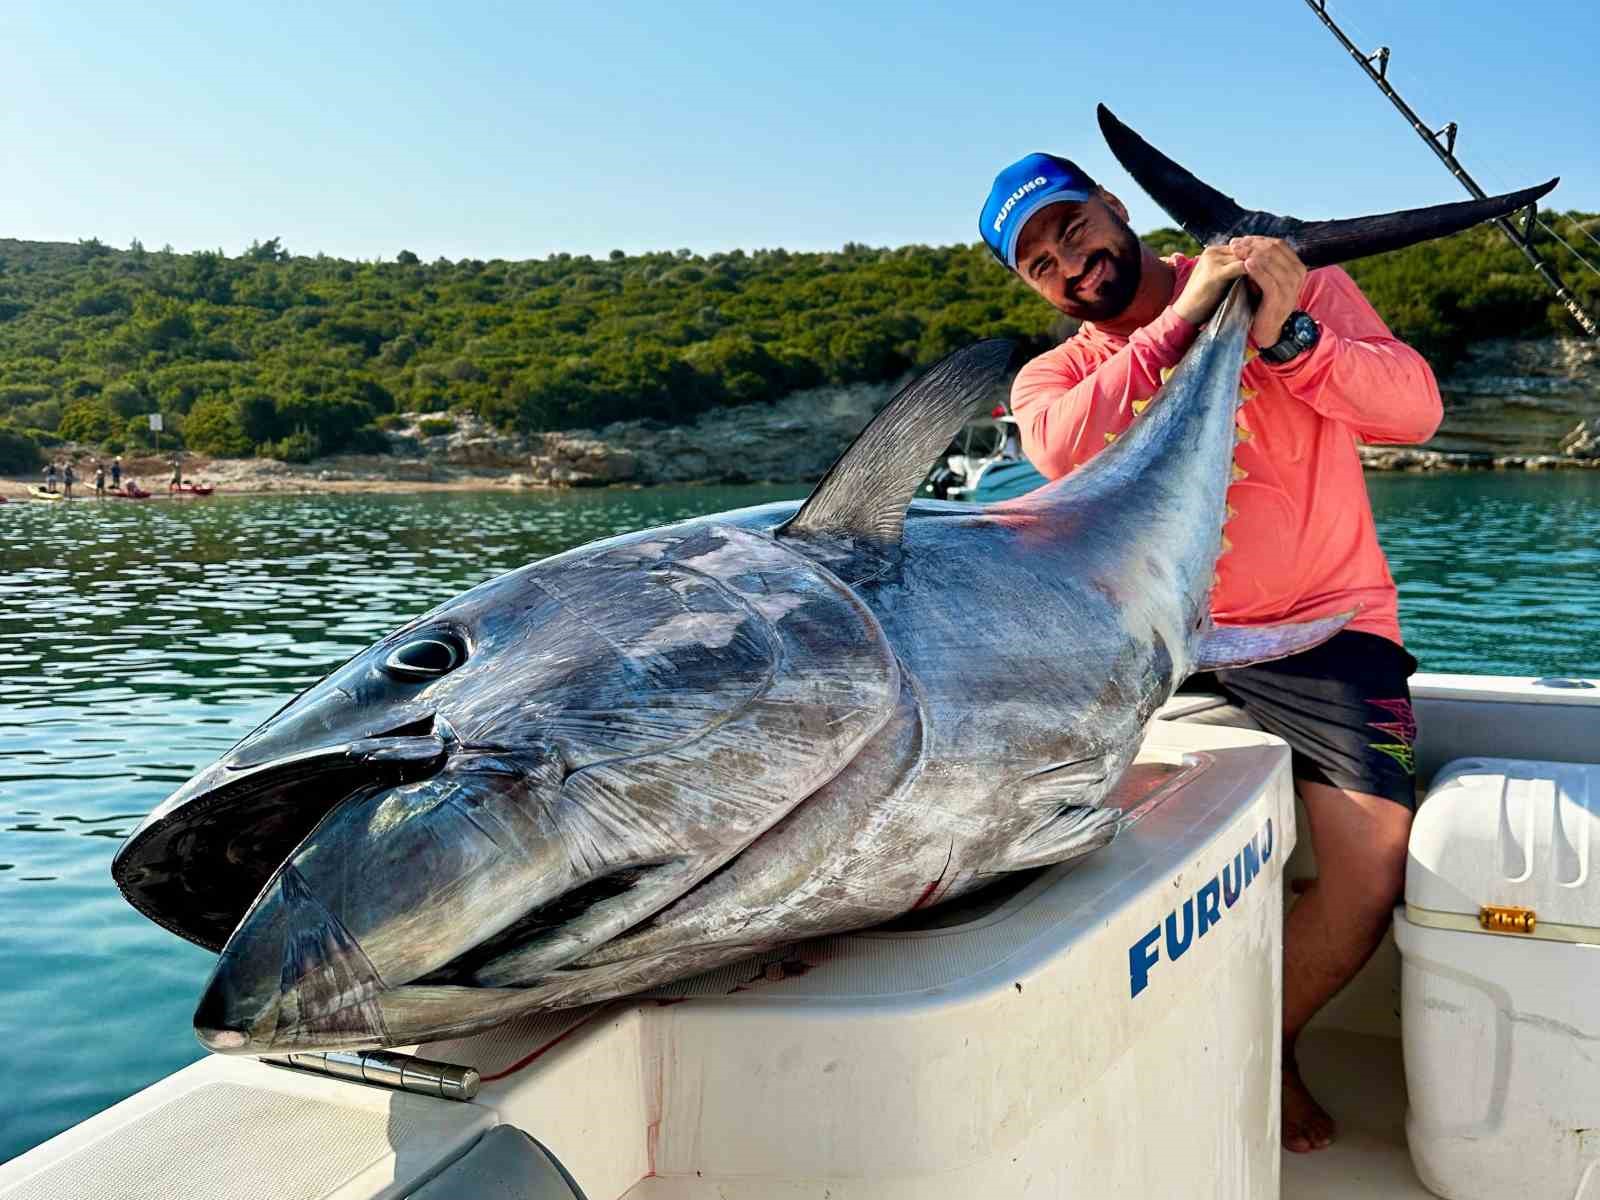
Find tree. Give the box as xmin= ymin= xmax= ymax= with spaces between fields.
xmin=0 ymin=424 xmax=42 ymax=472
xmin=245 ymin=237 xmax=290 ymax=263
xmin=397 ymin=250 xmax=420 ymax=266
xmin=57 ymin=399 xmax=118 ymax=445
xmin=183 ymin=397 xmax=253 ymax=456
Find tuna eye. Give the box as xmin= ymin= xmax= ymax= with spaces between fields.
xmin=383 ymin=635 xmax=465 ymax=681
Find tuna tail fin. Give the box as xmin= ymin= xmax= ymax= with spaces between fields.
xmin=1096 ymin=104 xmax=1557 ymax=268
xmin=778 ymin=338 xmax=1014 ymax=545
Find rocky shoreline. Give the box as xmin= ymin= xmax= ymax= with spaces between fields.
xmin=4 ymin=337 xmax=1596 ymax=499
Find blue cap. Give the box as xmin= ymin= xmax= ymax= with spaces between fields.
xmin=980 ymin=153 xmax=1096 ymax=269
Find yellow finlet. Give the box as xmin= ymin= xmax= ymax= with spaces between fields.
xmin=1244 ymin=346 xmax=1259 ymax=363
xmin=1231 ymin=463 xmax=1249 ymax=482
xmin=1226 ymin=504 xmax=1238 ymax=521
xmin=1239 ymin=386 xmax=1257 ymax=403
xmin=1131 ymin=398 xmax=1150 ymax=415
xmin=1220 ymin=534 xmax=1233 ymax=553
xmin=1212 ymin=571 xmax=1222 ymax=589
xmin=1235 ymin=425 xmax=1253 ymax=444
xmin=1104 ymin=431 xmax=1118 ymax=445
xmin=1159 ymin=367 xmax=1175 ymax=384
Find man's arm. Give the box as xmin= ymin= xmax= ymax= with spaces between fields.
xmin=1012 ymin=244 xmax=1261 ymax=478
xmin=1012 ymin=306 xmax=1199 ymax=479
xmin=1258 ymin=266 xmax=1443 ymax=445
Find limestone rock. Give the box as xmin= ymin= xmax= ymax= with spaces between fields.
xmin=527 ymin=434 xmax=638 ymax=487
xmin=1435 ymin=337 xmax=1600 ymax=457
xmin=1559 ymin=419 xmax=1599 ymax=458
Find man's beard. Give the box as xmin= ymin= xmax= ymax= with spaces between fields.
xmin=1065 ymin=228 xmax=1143 ymax=321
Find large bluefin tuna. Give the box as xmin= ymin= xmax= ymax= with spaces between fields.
xmin=113 ymin=108 xmax=1554 ymax=1054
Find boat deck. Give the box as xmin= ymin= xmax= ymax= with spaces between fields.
xmin=1284 ymin=1026 xmax=1431 ymax=1196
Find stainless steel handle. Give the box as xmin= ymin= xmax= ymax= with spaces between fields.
xmin=265 ymin=1049 xmax=480 ymax=1101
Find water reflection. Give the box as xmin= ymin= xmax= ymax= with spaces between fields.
xmin=1367 ymin=472 xmax=1600 ymax=676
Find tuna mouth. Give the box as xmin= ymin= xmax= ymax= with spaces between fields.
xmin=194 ymin=859 xmax=395 ymax=1055
xmin=112 ymin=716 xmax=450 ymax=953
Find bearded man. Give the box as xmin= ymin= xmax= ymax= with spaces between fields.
xmin=980 ymin=152 xmax=1440 ymax=1154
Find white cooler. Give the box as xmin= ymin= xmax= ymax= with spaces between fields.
xmin=1396 ymin=756 xmax=1600 ymax=1200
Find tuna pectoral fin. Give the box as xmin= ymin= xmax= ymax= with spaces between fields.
xmin=777 ymin=339 xmax=1014 ymax=546
xmin=1001 ymin=805 xmax=1122 ymax=873
xmin=1097 ymin=103 xmax=1557 ymax=268
xmin=1193 ymin=611 xmax=1353 ymax=671
xmin=993 ymin=756 xmax=1123 ymax=872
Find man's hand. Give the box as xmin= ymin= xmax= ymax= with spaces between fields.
xmin=1228 ymin=236 xmax=1308 ymax=349
xmin=1171 ymin=245 xmax=1249 ymax=328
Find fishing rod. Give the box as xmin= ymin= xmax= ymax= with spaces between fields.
xmin=1304 ymin=0 xmax=1599 ymax=338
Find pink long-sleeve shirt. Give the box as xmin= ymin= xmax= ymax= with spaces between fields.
xmin=1010 ymin=255 xmax=1442 ymax=647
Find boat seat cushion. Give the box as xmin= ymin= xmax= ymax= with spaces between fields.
xmin=405 ymin=1125 xmax=587 ymax=1200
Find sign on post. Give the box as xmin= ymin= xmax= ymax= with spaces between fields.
xmin=148 ymin=414 xmax=163 ymax=432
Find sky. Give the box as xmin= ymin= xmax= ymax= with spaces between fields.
xmin=2 ymin=0 xmax=1595 ymax=263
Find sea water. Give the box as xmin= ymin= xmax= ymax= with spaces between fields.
xmin=1 ymin=474 xmax=1596 ymax=1162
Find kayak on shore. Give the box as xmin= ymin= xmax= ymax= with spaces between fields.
xmin=28 ymin=486 xmax=65 ymax=502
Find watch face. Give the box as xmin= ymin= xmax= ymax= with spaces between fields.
xmin=1291 ymin=313 xmax=1318 ymax=346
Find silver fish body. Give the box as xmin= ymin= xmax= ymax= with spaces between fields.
xmin=156 ymin=286 xmax=1252 ymax=1054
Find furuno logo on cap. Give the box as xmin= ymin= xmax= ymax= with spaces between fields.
xmin=980 ymin=153 xmax=1096 ymax=269
xmin=992 ymin=176 xmax=1051 ymax=236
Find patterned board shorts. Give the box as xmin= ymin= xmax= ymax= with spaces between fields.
xmin=1182 ymin=630 xmax=1420 ymax=808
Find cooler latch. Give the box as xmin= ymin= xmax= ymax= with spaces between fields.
xmin=1479 ymin=904 xmax=1537 ymax=935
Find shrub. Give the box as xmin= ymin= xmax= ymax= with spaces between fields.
xmin=0 ymin=424 xmax=42 ymax=473
xmin=57 ymin=399 xmax=118 ymax=445
xmin=264 ymin=430 xmax=319 ymax=463
xmin=123 ymin=415 xmax=155 ymax=451
xmin=183 ymin=397 xmax=253 ymax=457
xmin=418 ymin=416 xmax=456 ymax=437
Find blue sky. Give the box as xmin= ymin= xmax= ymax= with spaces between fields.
xmin=3 ymin=0 xmax=1595 ymax=262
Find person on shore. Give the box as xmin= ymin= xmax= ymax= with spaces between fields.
xmin=169 ymin=458 xmax=183 ymax=494
xmin=62 ymin=461 xmax=76 ymax=499
xmin=94 ymin=461 xmax=106 ymax=498
xmin=44 ymin=461 xmax=57 ymax=493
xmin=111 ymin=456 xmax=123 ymax=490
xmin=980 ymin=152 xmax=1439 ymax=1154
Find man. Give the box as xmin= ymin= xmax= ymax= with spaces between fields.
xmin=62 ymin=460 xmax=76 ymax=499
xmin=94 ymin=460 xmax=106 ymax=499
xmin=980 ymin=153 xmax=1439 ymax=1153
xmin=111 ymin=455 xmax=123 ymax=490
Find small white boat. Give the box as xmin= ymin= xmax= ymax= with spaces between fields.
xmin=3 ymin=672 xmax=1596 ymax=1199
xmin=923 ymin=414 xmax=1043 ymax=502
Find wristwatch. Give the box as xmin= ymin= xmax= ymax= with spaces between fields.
xmin=1259 ymin=311 xmax=1320 ymax=365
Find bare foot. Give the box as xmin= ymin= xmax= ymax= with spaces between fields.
xmin=1282 ymin=1063 xmax=1336 ymax=1153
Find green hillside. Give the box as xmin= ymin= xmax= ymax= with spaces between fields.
xmin=0 ymin=215 xmax=1595 ymax=472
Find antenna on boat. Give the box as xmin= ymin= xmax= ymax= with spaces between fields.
xmin=1304 ymin=0 xmax=1599 ymax=338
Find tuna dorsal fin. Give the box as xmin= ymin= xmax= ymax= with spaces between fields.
xmin=1097 ymin=104 xmax=1557 ymax=269
xmin=777 ymin=339 xmax=1014 ymax=544
xmin=1193 ymin=611 xmax=1353 ymax=672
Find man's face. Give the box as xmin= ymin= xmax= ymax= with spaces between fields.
xmin=1012 ymin=193 xmax=1143 ymax=321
